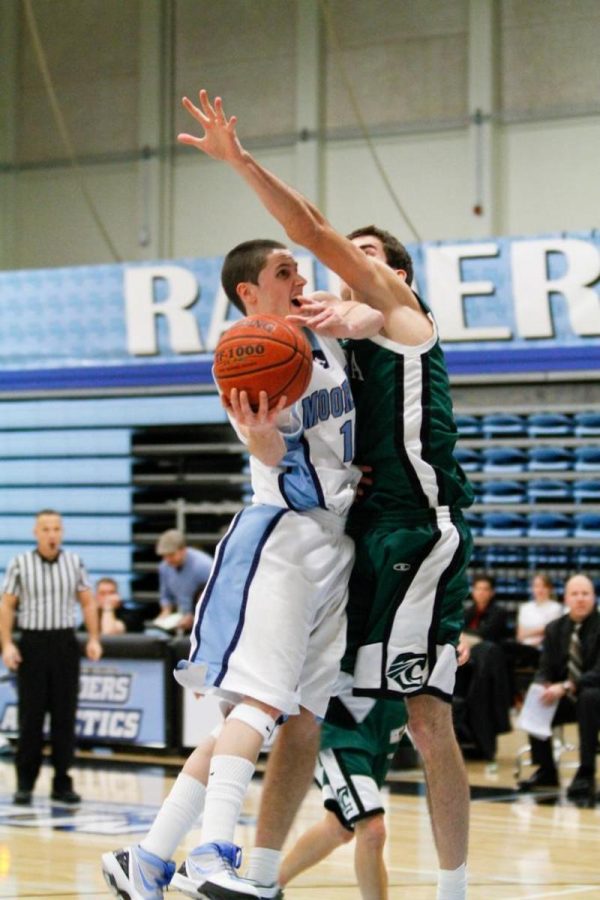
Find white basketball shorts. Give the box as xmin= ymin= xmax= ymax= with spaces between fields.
xmin=174 ymin=504 xmax=355 ymax=718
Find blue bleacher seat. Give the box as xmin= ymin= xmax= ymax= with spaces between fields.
xmin=468 ymin=545 xmax=487 ymax=568
xmin=454 ymin=448 xmax=482 ymax=472
xmin=526 ymin=480 xmax=572 ymax=503
xmin=527 ymin=413 xmax=573 ymax=437
xmin=573 ymin=513 xmax=600 ymax=540
xmin=494 ymin=576 xmax=529 ymax=603
xmin=528 ymin=545 xmax=573 ymax=568
xmin=481 ymin=480 xmax=527 ymax=504
xmin=484 ymin=545 xmax=528 ymax=567
xmin=574 ymin=546 xmax=600 ymax=567
xmin=482 ymin=512 xmax=527 ymax=538
xmin=528 ymin=447 xmax=574 ymax=471
xmin=482 ymin=447 xmax=527 ymax=472
xmin=574 ymin=447 xmax=600 ymax=471
xmin=574 ymin=412 xmax=600 ymax=437
xmin=455 ymin=415 xmax=481 ymax=437
xmin=464 ymin=512 xmax=483 ymax=536
xmin=573 ymin=479 xmax=600 ymax=503
xmin=482 ymin=413 xmax=527 ymax=438
xmin=527 ymin=513 xmax=572 ymax=539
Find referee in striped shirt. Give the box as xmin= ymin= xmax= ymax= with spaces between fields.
xmin=0 ymin=509 xmax=102 ymax=806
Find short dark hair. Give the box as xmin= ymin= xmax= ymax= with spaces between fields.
xmin=472 ymin=573 xmax=496 ymax=590
xmin=96 ymin=576 xmax=118 ymax=591
xmin=347 ymin=225 xmax=414 ymax=285
xmin=221 ymin=239 xmax=288 ymax=313
xmin=36 ymin=508 xmax=61 ymax=519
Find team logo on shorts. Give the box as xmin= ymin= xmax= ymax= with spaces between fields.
xmin=336 ymin=785 xmax=355 ymax=818
xmin=387 ymin=652 xmax=427 ymax=689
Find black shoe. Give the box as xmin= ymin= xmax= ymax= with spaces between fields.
xmin=13 ymin=789 xmax=32 ymax=805
xmin=567 ymin=772 xmax=596 ymax=800
xmin=50 ymin=789 xmax=81 ymax=805
xmin=517 ymin=768 xmax=559 ymax=792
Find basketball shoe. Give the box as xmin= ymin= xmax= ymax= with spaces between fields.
xmin=101 ymin=845 xmax=175 ymax=900
xmin=170 ymin=841 xmax=260 ymax=898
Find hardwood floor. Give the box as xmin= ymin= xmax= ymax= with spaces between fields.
xmin=1 ymin=725 xmax=599 ymax=899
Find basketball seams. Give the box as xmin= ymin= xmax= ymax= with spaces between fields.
xmin=213 ymin=313 xmax=313 ymax=409
xmin=216 ymin=356 xmax=308 ymax=380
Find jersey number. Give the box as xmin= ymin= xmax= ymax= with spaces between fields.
xmin=339 ymin=420 xmax=354 ymax=463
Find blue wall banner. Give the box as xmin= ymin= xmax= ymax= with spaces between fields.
xmin=0 ymin=657 xmax=167 ymax=748
xmin=1 ymin=231 xmax=599 ymax=388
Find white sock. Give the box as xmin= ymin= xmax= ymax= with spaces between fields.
xmin=246 ymin=847 xmax=282 ymax=886
xmin=141 ymin=772 xmax=206 ymax=860
xmin=200 ymin=755 xmax=256 ymax=845
xmin=437 ymin=863 xmax=467 ymax=900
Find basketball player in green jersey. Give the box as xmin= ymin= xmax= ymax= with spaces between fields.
xmin=279 ymin=692 xmax=408 ymax=899
xmin=179 ymin=90 xmax=473 ymax=900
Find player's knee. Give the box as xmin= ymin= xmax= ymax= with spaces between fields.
xmin=228 ymin=702 xmax=279 ymax=742
xmin=355 ymin=814 xmax=386 ymax=852
xmin=326 ymin=811 xmax=354 ymax=845
xmin=406 ymin=695 xmax=452 ymax=757
xmin=284 ymin=706 xmax=321 ymax=746
xmin=337 ymin=824 xmax=355 ymax=846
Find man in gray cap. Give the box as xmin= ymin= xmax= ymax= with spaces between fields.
xmin=155 ymin=529 xmax=213 ymax=633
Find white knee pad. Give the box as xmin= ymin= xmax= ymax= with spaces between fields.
xmin=227 ymin=703 xmax=278 ymax=742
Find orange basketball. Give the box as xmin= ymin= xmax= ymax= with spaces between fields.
xmin=213 ymin=314 xmax=313 ymax=410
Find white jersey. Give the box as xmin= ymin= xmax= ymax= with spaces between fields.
xmin=236 ymin=332 xmax=360 ymax=517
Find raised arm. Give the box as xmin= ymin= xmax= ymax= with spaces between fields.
xmin=178 ymin=91 xmax=420 ymax=322
xmin=286 ymin=292 xmax=384 ymax=339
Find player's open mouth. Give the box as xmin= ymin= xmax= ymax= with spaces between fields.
xmin=291 ymin=297 xmax=302 ymax=308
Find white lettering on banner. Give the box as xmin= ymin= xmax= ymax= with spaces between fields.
xmin=78 ymin=673 xmax=131 ymax=703
xmin=512 ymin=240 xmax=600 ymax=338
xmin=125 ymin=266 xmax=204 ymax=355
xmin=425 ymin=243 xmax=512 ymax=341
xmin=0 ymin=704 xmax=17 ymax=732
xmin=76 ymin=708 xmax=141 ymax=740
xmin=207 ymin=285 xmax=235 ymax=348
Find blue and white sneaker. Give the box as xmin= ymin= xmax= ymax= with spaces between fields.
xmin=101 ymin=845 xmax=175 ymax=900
xmin=251 ymin=883 xmax=284 ymax=900
xmin=170 ymin=841 xmax=259 ymax=898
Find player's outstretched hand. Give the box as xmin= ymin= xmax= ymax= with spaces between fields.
xmin=286 ymin=291 xmax=357 ymax=338
xmin=178 ymin=90 xmax=242 ymax=163
xmin=223 ymin=388 xmax=288 ymax=432
xmin=287 ymin=291 xmax=383 ymax=339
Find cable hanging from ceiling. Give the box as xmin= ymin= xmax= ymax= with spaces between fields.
xmin=319 ymin=0 xmax=422 ymax=243
xmin=22 ymin=0 xmax=122 ymax=262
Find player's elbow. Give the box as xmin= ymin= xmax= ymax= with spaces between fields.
xmin=285 ymin=215 xmax=324 ymax=252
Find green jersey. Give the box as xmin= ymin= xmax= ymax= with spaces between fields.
xmin=346 ymin=317 xmax=473 ymax=519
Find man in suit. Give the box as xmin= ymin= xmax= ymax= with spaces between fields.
xmin=518 ymin=573 xmax=600 ymax=800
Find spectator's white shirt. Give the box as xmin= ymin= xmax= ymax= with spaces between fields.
xmin=518 ymin=599 xmax=564 ymax=646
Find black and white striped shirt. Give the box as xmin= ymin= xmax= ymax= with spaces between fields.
xmin=2 ymin=550 xmax=90 ymax=631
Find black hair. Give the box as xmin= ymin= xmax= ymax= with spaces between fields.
xmin=347 ymin=225 xmax=414 ymax=285
xmin=221 ymin=239 xmax=288 ymax=312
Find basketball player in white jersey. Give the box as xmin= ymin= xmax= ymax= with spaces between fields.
xmin=102 ymin=241 xmax=382 ymax=900
xmin=168 ymin=90 xmax=473 ymax=900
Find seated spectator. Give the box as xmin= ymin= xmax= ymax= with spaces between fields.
xmin=154 ymin=529 xmax=213 ymax=633
xmin=463 ymin=573 xmax=510 ymax=646
xmin=96 ymin=577 xmax=127 ymax=636
xmin=517 ymin=573 xmax=564 ymax=651
xmin=506 ymin=573 xmax=565 ymax=696
xmin=517 ymin=573 xmax=600 ymax=801
xmin=454 ymin=574 xmax=512 ymax=759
